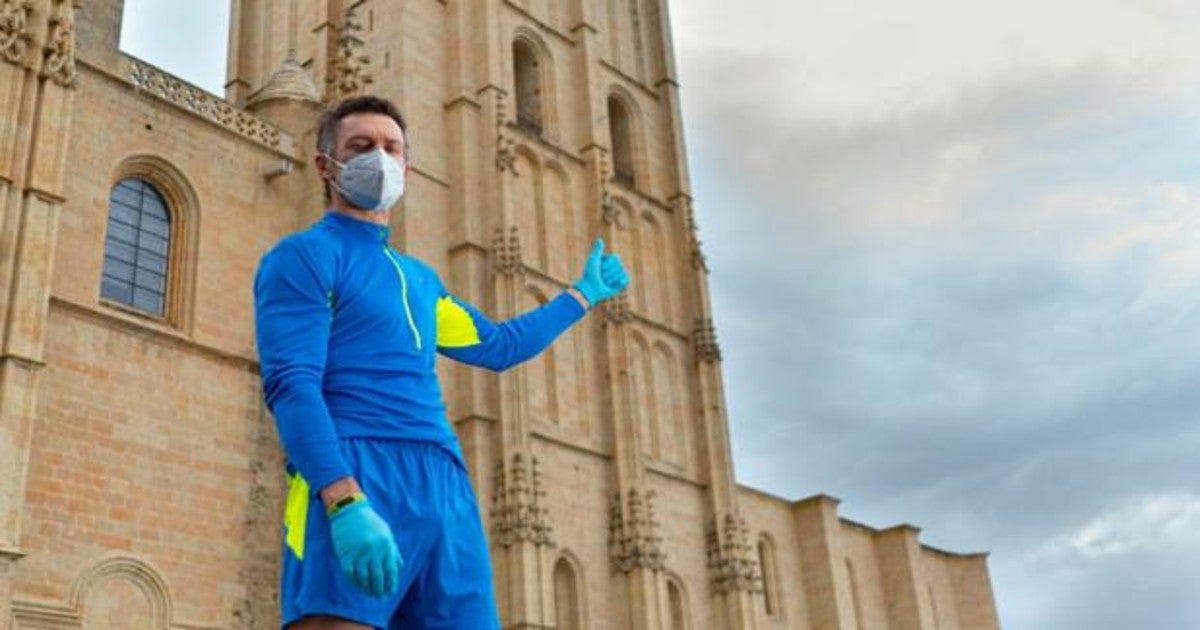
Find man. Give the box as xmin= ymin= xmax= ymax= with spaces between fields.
xmin=253 ymin=95 xmax=629 ymax=629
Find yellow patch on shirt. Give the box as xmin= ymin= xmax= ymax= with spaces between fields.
xmin=435 ymin=296 xmax=481 ymax=347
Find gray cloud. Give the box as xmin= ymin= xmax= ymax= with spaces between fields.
xmin=677 ymin=39 xmax=1200 ymax=630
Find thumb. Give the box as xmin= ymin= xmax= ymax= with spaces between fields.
xmin=591 ymin=238 xmax=605 ymax=260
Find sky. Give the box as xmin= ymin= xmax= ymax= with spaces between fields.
xmin=119 ymin=1 xmax=1200 ymax=629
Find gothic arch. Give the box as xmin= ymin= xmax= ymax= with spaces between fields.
xmin=512 ymin=27 xmax=559 ymax=138
xmin=606 ymin=87 xmax=645 ymax=189
xmin=542 ymin=160 xmax=573 ymax=279
xmin=511 ymin=146 xmax=544 ymax=271
xmin=628 ymin=331 xmax=658 ymax=459
xmin=846 ymin=558 xmax=866 ymax=630
xmin=521 ymin=285 xmax=557 ymax=425
xmin=757 ymin=532 xmax=783 ymax=618
xmin=553 ymin=550 xmax=588 ymax=630
xmin=638 ymin=210 xmax=676 ymax=323
xmin=651 ymin=340 xmax=685 ymax=467
xmin=108 ymin=154 xmax=200 ymax=332
xmin=663 ymin=572 xmax=691 ymax=630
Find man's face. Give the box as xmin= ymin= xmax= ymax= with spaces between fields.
xmin=317 ymin=112 xmax=408 ymax=186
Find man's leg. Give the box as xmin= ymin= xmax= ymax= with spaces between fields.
xmin=289 ymin=615 xmax=373 ymax=630
xmin=389 ymin=446 xmax=500 ymax=630
xmin=281 ymin=439 xmax=435 ymax=629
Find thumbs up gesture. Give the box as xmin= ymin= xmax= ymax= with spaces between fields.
xmin=573 ymin=238 xmax=630 ymax=306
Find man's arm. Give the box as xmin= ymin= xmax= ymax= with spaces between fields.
xmin=435 ymin=238 xmax=628 ymax=371
xmin=254 ymin=238 xmax=353 ymax=500
xmin=435 ymin=289 xmax=589 ymax=371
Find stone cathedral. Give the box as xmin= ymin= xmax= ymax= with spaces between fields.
xmin=0 ymin=1 xmax=1000 ymax=628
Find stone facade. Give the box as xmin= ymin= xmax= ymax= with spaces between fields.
xmin=0 ymin=1 xmax=1000 ymax=628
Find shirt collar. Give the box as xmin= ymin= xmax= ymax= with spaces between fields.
xmin=322 ymin=210 xmax=391 ymax=242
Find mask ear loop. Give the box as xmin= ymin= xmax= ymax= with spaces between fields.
xmin=321 ymin=152 xmax=358 ymax=207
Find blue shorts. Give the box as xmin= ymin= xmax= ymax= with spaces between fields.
xmin=280 ymin=439 xmax=500 ymax=629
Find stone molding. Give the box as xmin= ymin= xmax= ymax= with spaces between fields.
xmin=491 ymin=452 xmax=554 ymax=548
xmin=10 ymin=552 xmax=222 ymax=629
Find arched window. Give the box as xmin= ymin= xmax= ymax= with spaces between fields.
xmin=666 ymin=577 xmax=688 ymax=630
xmin=513 ymin=39 xmax=543 ymax=135
xmin=758 ymin=535 xmax=781 ymax=617
xmin=608 ymin=95 xmax=635 ymax=186
xmin=846 ymin=558 xmax=865 ymax=630
xmin=554 ymin=556 xmax=582 ymax=630
xmin=102 ymin=178 xmax=171 ymax=316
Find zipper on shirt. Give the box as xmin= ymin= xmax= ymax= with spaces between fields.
xmin=382 ymin=246 xmax=423 ymax=351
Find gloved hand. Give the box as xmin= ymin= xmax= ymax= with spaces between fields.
xmin=328 ymin=497 xmax=403 ymax=597
xmin=574 ymin=238 xmax=630 ymax=306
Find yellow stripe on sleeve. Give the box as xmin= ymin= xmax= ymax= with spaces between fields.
xmin=436 ymin=296 xmax=482 ymax=348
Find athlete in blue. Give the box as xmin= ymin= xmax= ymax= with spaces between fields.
xmin=254 ymin=96 xmax=629 ymax=629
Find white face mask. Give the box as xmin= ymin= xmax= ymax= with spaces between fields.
xmin=326 ymin=147 xmax=406 ymax=211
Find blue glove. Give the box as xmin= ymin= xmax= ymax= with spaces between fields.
xmin=328 ymin=497 xmax=403 ymax=597
xmin=574 ymin=238 xmax=630 ymax=306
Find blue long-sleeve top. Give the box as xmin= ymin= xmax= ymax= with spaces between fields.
xmin=253 ymin=211 xmax=587 ymax=492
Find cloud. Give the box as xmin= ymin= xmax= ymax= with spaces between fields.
xmin=1036 ymin=493 xmax=1200 ymax=559
xmin=671 ymin=0 xmax=1200 ymax=121
xmin=673 ymin=6 xmax=1200 ymax=629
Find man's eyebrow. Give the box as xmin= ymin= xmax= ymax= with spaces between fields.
xmin=343 ymin=134 xmax=405 ymax=147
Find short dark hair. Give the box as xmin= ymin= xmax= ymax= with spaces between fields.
xmin=316 ymin=95 xmax=408 ymax=155
xmin=316 ymin=96 xmax=409 ymax=202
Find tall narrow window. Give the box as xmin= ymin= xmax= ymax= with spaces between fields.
xmin=514 ymin=40 xmax=543 ymax=135
xmin=102 ymin=178 xmax=171 ymax=316
xmin=554 ymin=557 xmax=581 ymax=630
xmin=758 ymin=536 xmax=780 ymax=616
xmin=608 ymin=95 xmax=635 ymax=186
xmin=667 ymin=578 xmax=687 ymax=630
xmin=846 ymin=558 xmax=865 ymax=630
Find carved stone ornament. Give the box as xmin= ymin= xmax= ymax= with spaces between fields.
xmin=40 ymin=0 xmax=76 ymax=86
xmin=129 ymin=61 xmax=285 ymax=151
xmin=680 ymin=198 xmax=709 ymax=272
xmin=490 ymin=452 xmax=554 ymax=547
xmin=248 ymin=48 xmax=320 ymax=107
xmin=492 ymin=225 xmax=524 ymax=277
xmin=706 ymin=512 xmax=763 ymax=595
xmin=326 ymin=4 xmax=373 ymax=101
xmin=692 ymin=317 xmax=722 ymax=363
xmin=0 ymin=0 xmax=33 ymax=67
xmin=601 ymin=189 xmax=619 ymax=227
xmin=608 ymin=488 xmax=666 ymax=573
xmin=601 ymin=292 xmax=632 ymax=327
xmin=496 ymin=133 xmax=517 ymax=174
xmin=494 ymin=91 xmax=518 ymax=174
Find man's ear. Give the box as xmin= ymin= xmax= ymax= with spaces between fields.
xmin=314 ymin=153 xmax=330 ymax=179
